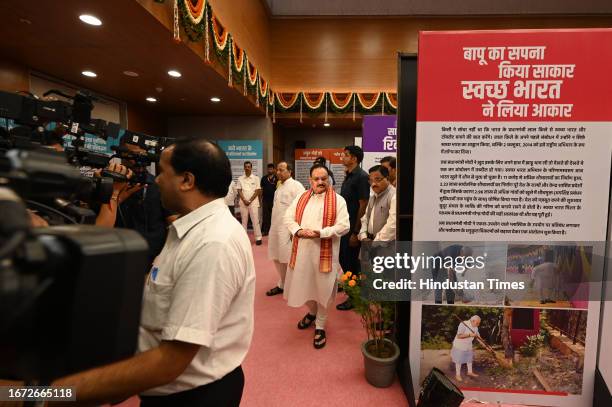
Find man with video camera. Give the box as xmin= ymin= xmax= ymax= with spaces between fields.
xmin=50 ymin=137 xmax=256 ymax=406
xmin=96 ymin=136 xmax=175 ymax=264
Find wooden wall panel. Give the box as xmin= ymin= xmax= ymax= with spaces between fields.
xmin=271 ymin=16 xmax=612 ymax=91
xmin=208 ymin=0 xmax=271 ymax=79
xmin=128 ymin=104 xmax=167 ymax=137
xmin=0 ymin=60 xmax=29 ymax=93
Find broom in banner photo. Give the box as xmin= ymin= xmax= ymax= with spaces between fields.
xmin=453 ymin=314 xmax=513 ymax=369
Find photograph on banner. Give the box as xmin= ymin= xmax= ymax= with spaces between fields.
xmin=217 ymin=139 xmax=263 ymax=181
xmin=327 ymin=148 xmax=345 ymax=193
xmin=409 ymin=28 xmax=612 ymax=407
xmin=294 ymin=148 xmax=345 ymax=192
xmin=294 ymin=148 xmax=327 ymax=189
xmin=419 ymin=305 xmax=587 ymax=396
xmin=505 ymin=244 xmax=591 ymax=309
xmin=362 ymin=115 xmax=396 ymax=171
xmin=413 ymin=242 xmax=507 ymax=306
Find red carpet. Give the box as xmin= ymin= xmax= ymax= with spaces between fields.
xmin=113 ymin=236 xmax=529 ymax=407
xmin=241 ymin=237 xmax=406 ymax=407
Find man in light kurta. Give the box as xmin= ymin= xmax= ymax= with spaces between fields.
xmin=451 ymin=315 xmax=481 ymax=382
xmin=283 ymin=164 xmax=350 ymax=349
xmin=266 ymin=162 xmax=305 ymax=296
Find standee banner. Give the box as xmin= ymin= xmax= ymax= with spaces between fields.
xmin=409 ymin=29 xmax=612 ymax=407
xmin=362 ymin=115 xmax=397 ymax=171
xmin=294 ymin=148 xmax=344 ymax=192
xmin=217 ymin=140 xmax=263 ymax=181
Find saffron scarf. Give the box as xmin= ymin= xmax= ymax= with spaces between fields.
xmin=289 ymin=188 xmax=337 ymax=273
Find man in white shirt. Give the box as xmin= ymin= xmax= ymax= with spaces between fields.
xmin=237 ymin=161 xmax=263 ymax=245
xmin=266 ymin=161 xmax=305 ymax=296
xmin=225 ymin=179 xmax=237 ymax=217
xmin=283 ymin=164 xmax=350 ymax=349
xmin=358 ymin=165 xmax=396 ymax=243
xmin=52 ymin=138 xmax=256 ymax=407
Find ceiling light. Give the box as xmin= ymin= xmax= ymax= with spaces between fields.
xmin=146 ymin=97 xmax=157 ymax=102
xmin=210 ymin=97 xmax=221 ymax=103
xmin=324 ymin=122 xmax=331 ymax=127
xmin=81 ymin=70 xmax=97 ymax=78
xmin=123 ymin=71 xmax=139 ymax=77
xmin=79 ymin=14 xmax=102 ymax=26
xmin=168 ymin=70 xmax=182 ymax=78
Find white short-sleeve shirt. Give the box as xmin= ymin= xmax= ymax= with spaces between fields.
xmin=139 ymin=198 xmax=256 ymax=395
xmin=237 ymin=174 xmax=261 ymax=207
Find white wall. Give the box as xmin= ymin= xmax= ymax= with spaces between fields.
xmin=598 ymin=191 xmax=612 ymax=390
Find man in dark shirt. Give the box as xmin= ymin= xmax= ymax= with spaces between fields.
xmin=260 ymin=163 xmax=277 ymax=236
xmin=432 ymin=244 xmax=473 ymax=304
xmin=337 ymin=145 xmax=370 ymax=310
xmin=116 ymin=141 xmax=174 ymax=265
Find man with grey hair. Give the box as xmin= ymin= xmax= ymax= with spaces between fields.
xmin=266 ymin=161 xmax=305 ymax=296
xmin=451 ymin=315 xmax=481 ymax=382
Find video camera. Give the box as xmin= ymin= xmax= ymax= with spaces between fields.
xmin=0 ymin=187 xmax=149 ymax=382
xmin=0 ymin=89 xmax=174 ymax=221
xmin=0 ymin=86 xmax=151 ymax=382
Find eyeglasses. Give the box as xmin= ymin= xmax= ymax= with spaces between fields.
xmin=312 ymin=176 xmax=329 ymax=182
xmin=369 ymin=177 xmax=386 ymax=184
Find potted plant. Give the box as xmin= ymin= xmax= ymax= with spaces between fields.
xmin=340 ymin=271 xmax=400 ymax=387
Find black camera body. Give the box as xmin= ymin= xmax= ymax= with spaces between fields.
xmin=0 ymin=90 xmax=152 ymax=382
xmin=0 ymin=224 xmax=148 ymax=381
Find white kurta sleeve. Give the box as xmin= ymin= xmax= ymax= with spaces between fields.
xmin=375 ymin=192 xmax=396 ymax=241
xmin=161 ymin=241 xmax=241 ymax=347
xmin=358 ymin=209 xmax=369 ymax=241
xmin=293 ymin=180 xmax=306 ymax=196
xmin=319 ymin=194 xmax=350 ymax=239
xmin=284 ymin=193 xmax=302 ymax=236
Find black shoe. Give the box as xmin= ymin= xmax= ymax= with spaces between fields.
xmin=266 ymin=286 xmax=283 ymax=296
xmin=314 ymin=329 xmax=327 ymax=349
xmin=336 ymin=299 xmax=354 ymax=311
xmin=255 ymin=240 xmax=262 ymax=246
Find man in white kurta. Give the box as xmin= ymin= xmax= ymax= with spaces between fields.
xmin=237 ymin=161 xmax=263 ymax=245
xmin=283 ymin=165 xmax=350 ymax=349
xmin=266 ymin=162 xmax=305 ymax=296
xmin=451 ymin=315 xmax=481 ymax=382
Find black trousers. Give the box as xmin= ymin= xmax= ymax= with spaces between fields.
xmin=339 ymin=234 xmax=361 ymax=276
xmin=140 ymin=366 xmax=244 ymax=407
xmin=432 ymin=267 xmax=455 ymax=304
xmin=261 ymin=200 xmax=273 ymax=235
